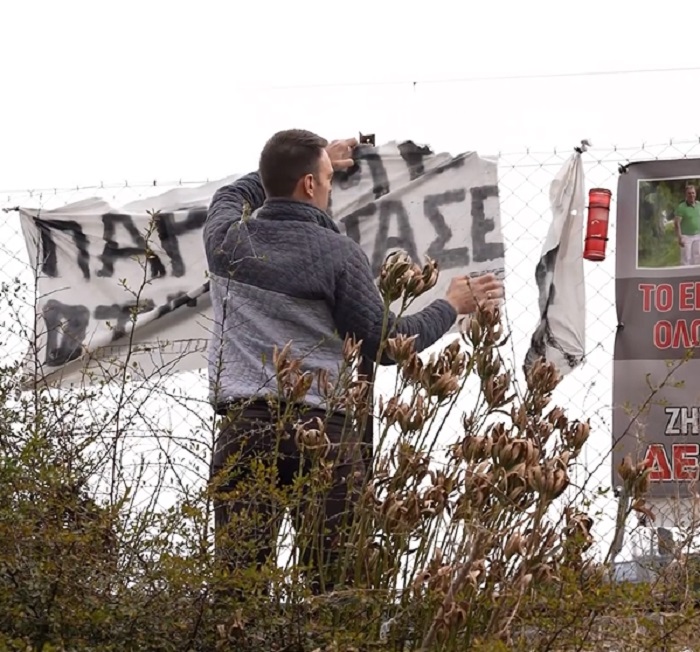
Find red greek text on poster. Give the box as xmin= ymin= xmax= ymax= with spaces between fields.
xmin=638 ymin=281 xmax=700 ymax=349
xmin=643 ymin=443 xmax=699 ymax=482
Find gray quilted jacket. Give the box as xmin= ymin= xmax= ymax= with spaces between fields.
xmin=203 ymin=171 xmax=457 ymax=412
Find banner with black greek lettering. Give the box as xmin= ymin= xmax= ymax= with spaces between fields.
xmin=17 ymin=140 xmax=506 ymax=389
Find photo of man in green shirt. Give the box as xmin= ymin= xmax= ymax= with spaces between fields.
xmin=674 ymin=184 xmax=700 ymax=266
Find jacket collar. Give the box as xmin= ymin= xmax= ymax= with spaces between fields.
xmin=257 ymin=198 xmax=341 ymax=234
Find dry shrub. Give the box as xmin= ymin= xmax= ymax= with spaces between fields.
xmin=0 ymin=253 xmax=698 ymax=652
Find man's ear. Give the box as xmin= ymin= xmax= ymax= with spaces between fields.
xmin=303 ymin=173 xmax=315 ymax=197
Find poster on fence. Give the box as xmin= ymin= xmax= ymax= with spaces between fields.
xmin=613 ymin=158 xmax=700 ymax=499
xmin=17 ymin=140 xmax=505 ymax=390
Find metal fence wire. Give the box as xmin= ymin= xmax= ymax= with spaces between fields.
xmin=3 ymin=137 xmax=700 ymax=567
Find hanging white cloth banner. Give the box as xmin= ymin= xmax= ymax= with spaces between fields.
xmin=17 ymin=140 xmax=506 ymax=390
xmin=524 ymin=145 xmax=588 ymax=377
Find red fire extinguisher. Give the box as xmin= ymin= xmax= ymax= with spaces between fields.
xmin=583 ymin=188 xmax=612 ymax=261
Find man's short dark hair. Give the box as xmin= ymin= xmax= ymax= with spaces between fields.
xmin=259 ymin=129 xmax=329 ymax=198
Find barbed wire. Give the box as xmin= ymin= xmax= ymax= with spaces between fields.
xmin=3 ymin=137 xmax=700 ymax=197
xmin=235 ymin=65 xmax=700 ymax=91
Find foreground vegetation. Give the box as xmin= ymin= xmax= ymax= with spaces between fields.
xmin=0 ymin=252 xmax=698 ymax=651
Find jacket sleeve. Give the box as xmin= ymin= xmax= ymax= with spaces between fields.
xmin=331 ymin=248 xmax=457 ymax=365
xmin=203 ymin=172 xmax=266 ymax=257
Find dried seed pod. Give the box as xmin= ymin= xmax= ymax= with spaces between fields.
xmin=570 ymin=420 xmax=590 ymax=450
xmin=403 ymin=353 xmax=424 ymax=382
xmin=632 ymin=498 xmax=656 ymax=522
xmin=532 ymin=563 xmax=555 ymax=584
xmin=315 ymin=368 xmax=333 ymax=399
xmin=506 ymin=473 xmax=528 ymax=503
xmin=461 ymin=435 xmax=491 ymax=463
xmin=290 ymin=371 xmax=314 ymax=402
xmin=547 ymin=406 xmax=567 ymax=428
xmin=527 ymin=465 xmax=545 ymax=493
xmin=272 ymin=340 xmax=293 ymax=371
xmin=512 ymin=404 xmax=529 ymax=431
xmin=550 ymin=467 xmax=569 ymax=498
xmin=418 ymin=257 xmax=440 ymax=295
xmin=430 ymin=372 xmax=460 ymax=402
xmin=527 ymin=358 xmax=561 ymax=394
xmin=616 ymin=454 xmax=635 ymax=483
xmin=342 ymin=335 xmax=363 ymax=363
xmin=405 ymin=264 xmax=431 ymax=297
xmin=489 ymin=372 xmax=512 ymax=407
xmin=555 ymin=451 xmax=572 ymax=469
xmin=378 ymin=251 xmax=414 ymax=302
xmin=294 ymin=418 xmax=330 ymax=456
xmin=468 ymin=318 xmax=482 ymax=346
xmin=386 ymin=333 xmax=419 ymax=364
xmin=504 ymin=532 xmax=526 ymax=560
xmin=497 ymin=442 xmax=515 ymax=469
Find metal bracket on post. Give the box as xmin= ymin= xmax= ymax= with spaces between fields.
xmin=355 ymin=132 xmax=376 ymax=479
xmin=359 ymin=132 xmax=375 ymax=146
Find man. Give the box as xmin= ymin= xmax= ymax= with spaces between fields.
xmin=674 ymin=184 xmax=700 ymax=266
xmin=203 ymin=129 xmax=503 ymax=593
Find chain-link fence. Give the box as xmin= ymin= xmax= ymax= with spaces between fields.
xmin=3 ymin=137 xmax=700 ymax=568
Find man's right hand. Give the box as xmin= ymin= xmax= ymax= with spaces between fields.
xmin=326 ymin=138 xmax=358 ymax=171
xmin=679 ymin=236 xmax=685 ymax=247
xmin=446 ymin=273 xmax=504 ymax=315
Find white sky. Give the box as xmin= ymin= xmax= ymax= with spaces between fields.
xmin=2 ymin=0 xmax=700 ymax=189
xmin=2 ymin=0 xmax=699 ymax=562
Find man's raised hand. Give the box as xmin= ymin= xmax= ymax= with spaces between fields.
xmin=445 ymin=273 xmax=504 ymax=315
xmin=326 ymin=138 xmax=359 ymax=171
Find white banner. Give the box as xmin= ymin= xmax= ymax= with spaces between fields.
xmin=524 ymin=149 xmax=587 ymax=377
xmin=18 ymin=140 xmax=505 ymax=389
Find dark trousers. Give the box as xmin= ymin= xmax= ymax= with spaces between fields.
xmin=210 ymin=400 xmax=365 ymax=595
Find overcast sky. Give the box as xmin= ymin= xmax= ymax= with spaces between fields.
xmin=2 ymin=0 xmax=699 ymax=189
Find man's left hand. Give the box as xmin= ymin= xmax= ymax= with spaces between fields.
xmin=326 ymin=138 xmax=358 ymax=171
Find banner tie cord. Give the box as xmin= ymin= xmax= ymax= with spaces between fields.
xmin=574 ymin=138 xmax=592 ymax=154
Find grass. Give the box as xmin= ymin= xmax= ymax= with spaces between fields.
xmin=638 ymin=222 xmax=681 ymax=268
